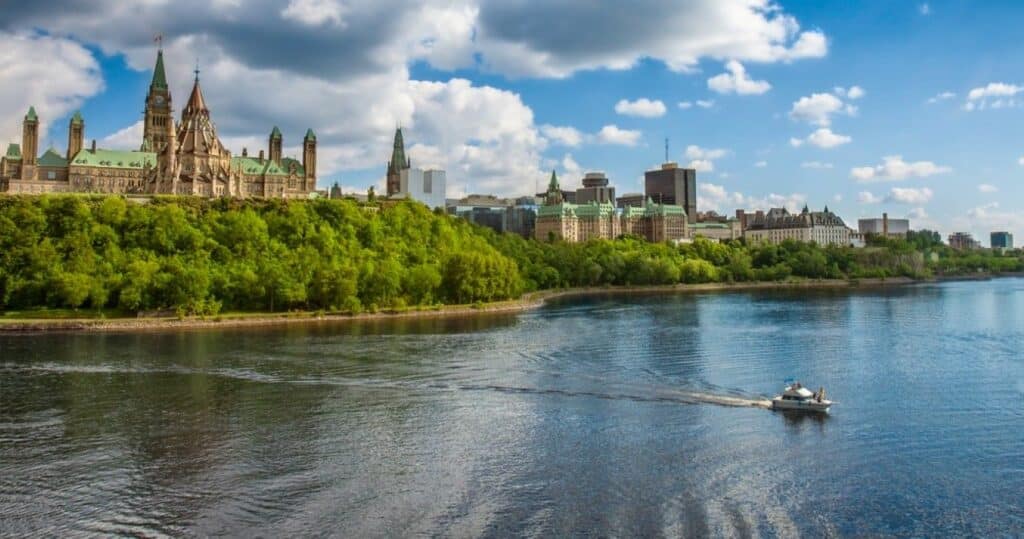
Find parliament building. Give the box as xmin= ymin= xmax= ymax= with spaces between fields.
xmin=1 ymin=49 xmax=317 ymax=198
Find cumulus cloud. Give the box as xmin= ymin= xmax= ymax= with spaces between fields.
xmin=684 ymin=145 xmax=728 ymax=171
xmin=834 ymin=86 xmax=865 ymax=99
xmin=697 ymin=99 xmax=715 ymax=108
xmin=99 ymin=120 xmax=144 ymax=149
xmin=927 ymin=91 xmax=956 ymax=104
xmin=919 ymin=3 xmax=931 ymax=15
xmin=888 ymin=187 xmax=933 ymax=204
xmin=978 ymin=183 xmax=999 ymax=193
xmin=280 ymin=0 xmax=348 ymax=27
xmin=0 ymin=31 xmax=104 ymax=146
xmin=954 ymin=202 xmax=1024 ymax=239
xmin=678 ymin=101 xmax=693 ymax=109
xmin=789 ymin=91 xmax=856 ymax=126
xmin=700 ymin=182 xmax=806 ymax=213
xmin=707 ymin=60 xmax=771 ymax=95
xmin=791 ymin=127 xmax=851 ymax=149
xmin=754 ymin=160 xmax=767 ymax=168
xmin=1019 ymin=156 xmax=1024 ymax=166
xmin=595 ymin=125 xmax=642 ymax=146
xmin=964 ymin=83 xmax=1023 ymax=111
xmin=858 ymin=191 xmax=882 ymax=204
xmin=801 ymin=161 xmax=834 ymax=169
xmin=615 ymin=98 xmax=667 ymax=118
xmin=540 ymin=124 xmax=584 ymax=147
xmin=850 ymin=155 xmax=951 ymax=182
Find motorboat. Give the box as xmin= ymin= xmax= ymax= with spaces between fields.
xmin=771 ymin=381 xmax=832 ymax=413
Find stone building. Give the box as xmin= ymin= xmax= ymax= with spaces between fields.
xmin=1 ymin=48 xmax=317 ymax=198
xmin=739 ymin=206 xmax=852 ymax=246
xmin=622 ymin=198 xmax=688 ymax=243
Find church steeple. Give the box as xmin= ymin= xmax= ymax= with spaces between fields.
xmin=386 ymin=127 xmax=411 ymax=196
xmin=143 ymin=47 xmax=173 ymax=153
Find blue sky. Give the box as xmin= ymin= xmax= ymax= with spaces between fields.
xmin=1 ymin=0 xmax=1022 ymax=242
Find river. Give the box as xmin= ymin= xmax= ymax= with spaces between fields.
xmin=2 ymin=279 xmax=1023 ymax=536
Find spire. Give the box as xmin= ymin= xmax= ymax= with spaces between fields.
xmin=389 ymin=127 xmax=409 ymax=171
xmin=270 ymin=126 xmax=282 ymax=139
xmin=548 ymin=169 xmax=559 ymax=191
xmin=26 ymin=106 xmax=38 ymax=122
xmin=184 ymin=77 xmax=209 ymax=116
xmin=70 ymin=111 xmax=83 ymax=126
xmin=151 ymin=50 xmax=168 ymax=90
xmin=304 ymin=128 xmax=316 ymax=141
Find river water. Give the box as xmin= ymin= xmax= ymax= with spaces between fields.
xmin=2 ymin=279 xmax=1023 ymax=537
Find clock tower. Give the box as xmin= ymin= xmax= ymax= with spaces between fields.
xmin=142 ymin=47 xmax=173 ymax=152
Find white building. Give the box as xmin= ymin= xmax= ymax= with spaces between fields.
xmin=858 ymin=214 xmax=910 ymax=237
xmin=397 ymin=168 xmax=446 ymax=209
xmin=739 ymin=206 xmax=853 ymax=246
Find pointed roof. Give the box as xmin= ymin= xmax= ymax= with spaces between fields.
xmin=183 ymin=78 xmax=209 ymax=117
xmin=151 ymin=50 xmax=168 ymax=90
xmin=70 ymin=111 xmax=84 ymax=126
xmin=305 ymin=128 xmax=316 ymax=141
xmin=5 ymin=143 xmax=21 ymax=160
xmin=270 ymin=126 xmax=282 ymax=139
xmin=548 ymin=170 xmax=560 ymax=191
xmin=26 ymin=106 xmax=38 ymax=122
xmin=388 ymin=127 xmax=409 ymax=171
xmin=39 ymin=147 xmax=68 ymax=167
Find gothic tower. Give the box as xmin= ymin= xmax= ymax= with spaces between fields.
xmin=142 ymin=48 xmax=173 ymax=152
xmin=269 ymin=126 xmax=282 ymax=165
xmin=20 ymin=106 xmax=39 ymax=180
xmin=386 ymin=127 xmax=410 ymax=196
xmin=544 ymin=170 xmax=564 ymax=205
xmin=303 ymin=128 xmax=317 ymax=190
xmin=67 ymin=111 xmax=84 ymax=161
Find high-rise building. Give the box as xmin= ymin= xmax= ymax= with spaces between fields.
xmin=644 ymin=162 xmax=697 ymax=223
xmin=948 ymin=232 xmax=981 ymax=250
xmin=0 ymin=47 xmax=317 ymax=198
xmin=991 ymin=231 xmax=1014 ymax=250
xmin=616 ymin=193 xmax=645 ymax=208
xmin=396 ymin=168 xmax=447 ymax=209
xmin=575 ymin=172 xmax=615 ymax=204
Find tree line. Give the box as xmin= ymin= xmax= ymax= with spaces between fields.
xmin=0 ymin=196 xmax=1020 ymax=315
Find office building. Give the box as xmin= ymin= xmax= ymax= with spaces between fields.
xmin=575 ymin=172 xmax=616 ymax=204
xmin=859 ymin=213 xmax=910 ymax=237
xmin=644 ymin=162 xmax=697 ymax=223
xmin=990 ymin=231 xmax=1014 ymax=250
xmin=617 ymin=193 xmax=645 ymax=209
xmin=948 ymin=232 xmax=981 ymax=250
xmin=739 ymin=205 xmax=852 ymax=246
xmin=621 ymin=198 xmax=688 ymax=242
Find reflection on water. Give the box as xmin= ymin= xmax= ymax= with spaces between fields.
xmin=2 ymin=279 xmax=1024 ymax=536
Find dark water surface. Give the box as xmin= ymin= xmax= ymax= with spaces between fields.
xmin=2 ymin=279 xmax=1023 ymax=537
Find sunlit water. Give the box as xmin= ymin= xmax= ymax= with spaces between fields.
xmin=2 ymin=279 xmax=1023 ymax=537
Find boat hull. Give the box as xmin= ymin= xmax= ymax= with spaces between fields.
xmin=771 ymin=398 xmax=831 ymax=413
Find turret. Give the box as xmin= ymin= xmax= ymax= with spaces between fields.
xmin=143 ymin=47 xmax=173 ymax=152
xmin=303 ymin=128 xmax=317 ymax=182
xmin=67 ymin=111 xmax=84 ymax=160
xmin=544 ymin=170 xmax=563 ymax=205
xmin=22 ymin=106 xmax=39 ymax=167
xmin=269 ymin=126 xmax=282 ymax=165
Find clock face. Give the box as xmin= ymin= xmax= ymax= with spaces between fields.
xmin=155 ymin=96 xmax=165 ymax=105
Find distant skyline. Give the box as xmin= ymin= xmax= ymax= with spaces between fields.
xmin=1 ymin=0 xmax=1022 ymax=240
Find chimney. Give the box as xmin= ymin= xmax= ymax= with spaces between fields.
xmin=883 ymin=212 xmax=889 ymax=236
xmin=90 ymin=139 xmax=96 ymax=153
xmin=259 ymin=150 xmax=265 ymax=163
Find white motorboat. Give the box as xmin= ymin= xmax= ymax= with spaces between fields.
xmin=771 ymin=381 xmax=832 ymax=413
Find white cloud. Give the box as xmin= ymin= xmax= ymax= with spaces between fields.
xmin=964 ymin=83 xmax=1023 ymax=111
xmin=888 ymin=187 xmax=933 ymax=204
xmin=678 ymin=101 xmax=693 ymax=109
xmin=540 ymin=124 xmax=583 ymax=147
xmin=688 ymin=159 xmax=714 ymax=172
xmin=851 ymin=155 xmax=952 ymax=182
xmin=99 ymin=120 xmax=144 ymax=149
xmin=1018 ymin=156 xmax=1024 ymax=166
xmin=953 ymin=202 xmax=1024 ymax=240
xmin=792 ymin=127 xmax=851 ymax=149
xmin=697 ymin=99 xmax=715 ymax=108
xmin=858 ymin=191 xmax=883 ymax=204
xmin=978 ymin=183 xmax=999 ymax=193
xmin=834 ymin=86 xmax=865 ymax=99
xmin=919 ymin=3 xmax=931 ymax=15
xmin=707 ymin=60 xmax=771 ymax=95
xmin=907 ymin=207 xmax=928 ymax=219
xmin=280 ymin=0 xmax=348 ymax=27
xmin=754 ymin=160 xmax=767 ymax=168
xmin=699 ymin=182 xmax=806 ymax=214
xmin=684 ymin=144 xmax=728 ymax=171
xmin=927 ymin=91 xmax=956 ymax=104
xmin=615 ymin=98 xmax=667 ymax=118
xmin=801 ymin=161 xmax=834 ymax=169
xmin=595 ymin=125 xmax=642 ymax=146
xmin=0 ymin=31 xmax=104 ymax=147
xmin=789 ymin=92 xmax=855 ymax=126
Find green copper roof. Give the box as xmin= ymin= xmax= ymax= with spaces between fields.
xmin=305 ymin=128 xmax=316 ymax=141
xmin=574 ymin=201 xmax=617 ymax=218
xmin=38 ymin=148 xmax=68 ymax=167
xmin=151 ymin=50 xmax=168 ymax=90
xmin=71 ymin=149 xmax=156 ymax=169
xmin=622 ymin=199 xmax=687 ymax=218
xmin=26 ymin=106 xmax=38 ymax=122
xmin=232 ymin=156 xmax=305 ymax=177
xmin=270 ymin=126 xmax=282 ymax=139
xmin=70 ymin=111 xmax=84 ymax=126
xmin=4 ymin=143 xmax=21 ymax=160
xmin=388 ymin=127 xmax=408 ymax=171
xmin=537 ymin=203 xmax=576 ymax=218
xmin=547 ymin=169 xmax=559 ymax=191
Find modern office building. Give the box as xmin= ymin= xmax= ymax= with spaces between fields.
xmin=644 ymin=162 xmax=697 ymax=223
xmin=394 ymin=168 xmax=446 ymax=209
xmin=616 ymin=193 xmax=645 ymax=208
xmin=739 ymin=206 xmax=852 ymax=246
xmin=858 ymin=213 xmax=910 ymax=237
xmin=990 ymin=231 xmax=1013 ymax=250
xmin=948 ymin=232 xmax=981 ymax=250
xmin=575 ymin=172 xmax=616 ymax=204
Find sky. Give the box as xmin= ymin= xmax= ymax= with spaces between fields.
xmin=1 ymin=0 xmax=1022 ymax=244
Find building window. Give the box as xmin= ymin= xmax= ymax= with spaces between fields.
xmin=47 ymin=171 xmax=56 ymax=180
xmin=423 ymin=175 xmax=432 ymax=194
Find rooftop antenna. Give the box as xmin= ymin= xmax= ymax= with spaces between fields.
xmin=194 ymin=58 xmax=200 ymax=82
xmin=665 ymin=137 xmax=669 ymax=163
xmin=154 ymin=33 xmax=163 ymax=51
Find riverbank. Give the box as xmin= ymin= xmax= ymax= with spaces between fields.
xmin=0 ymin=277 xmax=925 ymax=333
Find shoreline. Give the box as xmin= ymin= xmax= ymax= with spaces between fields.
xmin=0 ymin=277 xmax=929 ymax=334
